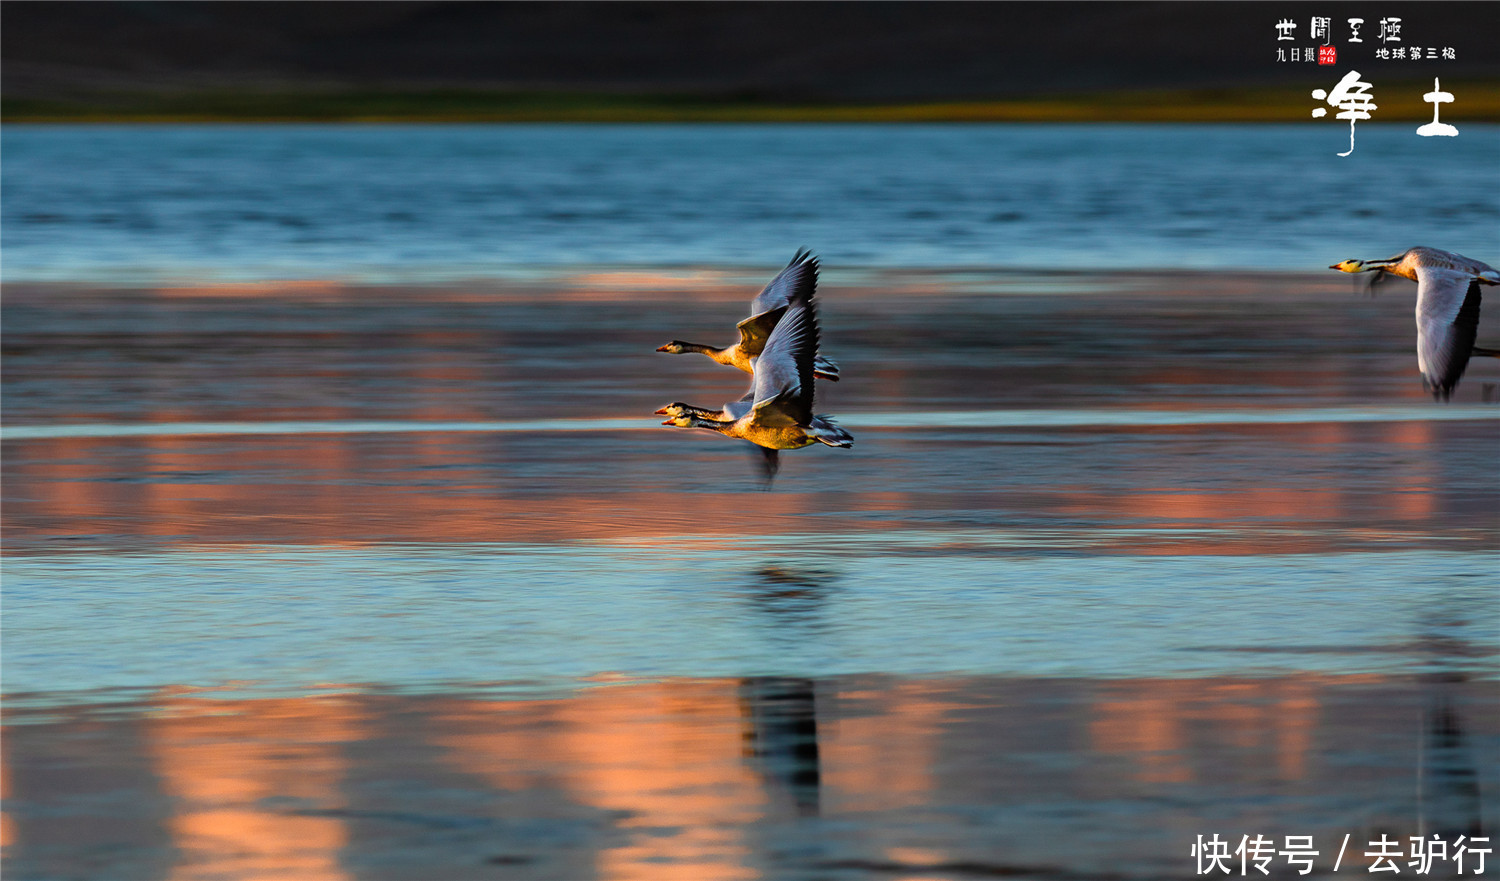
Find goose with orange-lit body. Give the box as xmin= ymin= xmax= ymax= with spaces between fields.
xmin=655 ymin=399 xmax=851 ymax=449
xmin=657 ymin=268 xmax=851 ymax=481
xmin=656 ymin=249 xmax=840 ymax=382
xmin=1331 ymin=247 xmax=1499 ymax=400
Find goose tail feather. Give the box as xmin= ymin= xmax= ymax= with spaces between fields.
xmin=810 ymin=417 xmax=854 ymax=448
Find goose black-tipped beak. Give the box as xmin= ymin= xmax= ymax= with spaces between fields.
xmin=661 ymin=418 xmax=675 ymax=425
xmin=655 ymin=344 xmax=672 ymax=352
xmin=1329 ymin=263 xmax=1342 ymax=270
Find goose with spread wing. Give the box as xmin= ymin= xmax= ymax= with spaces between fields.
xmin=657 ymin=249 xmax=840 ymax=382
xmin=657 ymin=280 xmax=852 ymax=479
xmin=1331 ymin=247 xmax=1499 ymax=400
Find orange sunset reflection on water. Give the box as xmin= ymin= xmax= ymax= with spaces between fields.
xmin=3 ymin=413 xmax=1490 ymax=555
xmin=6 ymin=674 xmax=1492 ymax=880
xmin=4 ymin=274 xmax=1497 ymax=880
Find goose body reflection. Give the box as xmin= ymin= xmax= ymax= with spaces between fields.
xmin=1331 ymin=247 xmax=1499 ymax=400
xmin=657 ymin=249 xmax=840 ymax=382
xmin=740 ymin=677 xmax=821 ymax=817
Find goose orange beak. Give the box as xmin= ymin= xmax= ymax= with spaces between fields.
xmin=655 ymin=344 xmax=672 ymax=352
xmin=654 ymin=406 xmax=670 ymax=415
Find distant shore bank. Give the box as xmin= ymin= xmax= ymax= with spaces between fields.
xmin=9 ymin=80 xmax=1500 ymax=123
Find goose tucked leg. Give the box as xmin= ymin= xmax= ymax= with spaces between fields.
xmin=756 ymin=446 xmax=780 ymax=485
xmin=1361 ymin=268 xmax=1398 ymax=298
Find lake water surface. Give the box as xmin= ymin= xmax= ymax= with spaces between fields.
xmin=4 ymin=123 xmax=1498 ymax=281
xmin=3 ymin=125 xmax=1498 ymax=880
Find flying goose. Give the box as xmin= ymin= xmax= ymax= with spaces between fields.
xmin=655 ymin=398 xmax=852 ymax=448
xmin=657 ymin=282 xmax=852 ymax=480
xmin=657 ymin=249 xmax=840 ymax=382
xmin=1331 ymin=247 xmax=1499 ymax=400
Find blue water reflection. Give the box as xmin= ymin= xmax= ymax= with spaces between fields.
xmin=4 ymin=123 xmax=1497 ymax=281
xmin=5 ymin=544 xmax=1496 ymax=700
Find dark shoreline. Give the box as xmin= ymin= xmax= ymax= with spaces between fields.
xmin=8 ymin=80 xmax=1500 ymax=124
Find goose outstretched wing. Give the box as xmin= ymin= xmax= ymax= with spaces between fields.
xmin=734 ymin=305 xmax=788 ymax=357
xmin=752 ymin=299 xmax=818 ymax=427
xmin=748 ymin=251 xmax=819 ymax=323
xmin=723 ymin=391 xmax=755 ymax=421
xmin=1415 ymin=266 xmax=1482 ymax=397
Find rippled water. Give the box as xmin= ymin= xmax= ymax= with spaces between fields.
xmin=4 ymin=123 xmax=1499 ymax=878
xmin=4 ymin=123 xmax=1498 ymax=281
xmin=7 ymin=274 xmax=1497 ymax=701
xmin=5 ymin=405 xmax=1499 ymax=440
xmin=4 ymin=544 xmax=1496 ymax=700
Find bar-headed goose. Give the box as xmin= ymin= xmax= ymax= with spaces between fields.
xmin=657 ymin=280 xmax=852 ymax=480
xmin=657 ymin=249 xmax=840 ymax=382
xmin=655 ymin=398 xmax=851 ymax=448
xmin=1331 ymin=247 xmax=1499 ymax=400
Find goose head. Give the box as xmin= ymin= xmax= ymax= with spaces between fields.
xmin=656 ymin=341 xmax=690 ymax=353
xmin=654 ymin=403 xmax=689 ymax=417
xmin=1330 ymin=259 xmax=1374 ymax=273
xmin=661 ymin=414 xmax=695 ymax=427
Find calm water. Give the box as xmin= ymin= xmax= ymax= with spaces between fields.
xmin=6 ymin=278 xmax=1499 ymax=880
xmin=4 ymin=125 xmax=1499 ymax=879
xmin=6 ymin=275 xmax=1498 ymax=701
xmin=3 ymin=123 xmax=1498 ymax=281
xmin=4 ymin=545 xmax=1496 ymax=699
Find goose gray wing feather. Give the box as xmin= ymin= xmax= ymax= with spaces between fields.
xmin=735 ymin=304 xmax=788 ymax=357
xmin=1410 ymin=247 xmax=1500 ymax=279
xmin=1415 ymin=266 xmax=1482 ymax=396
xmin=752 ymin=299 xmax=817 ymax=427
xmin=749 ymin=250 xmax=819 ymax=318
xmin=723 ymin=391 xmax=755 ymax=421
